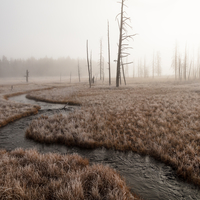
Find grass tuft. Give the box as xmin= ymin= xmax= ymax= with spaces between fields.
xmin=0 ymin=148 xmax=137 ymax=200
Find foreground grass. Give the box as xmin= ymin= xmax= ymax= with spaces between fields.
xmin=0 ymin=148 xmax=138 ymax=200
xmin=26 ymin=81 xmax=200 ymax=187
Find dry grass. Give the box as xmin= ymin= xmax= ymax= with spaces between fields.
xmin=0 ymin=96 xmax=41 ymax=128
xmin=0 ymin=82 xmax=70 ymax=128
xmin=0 ymin=148 xmax=137 ymax=200
xmin=26 ymin=81 xmax=200 ymax=187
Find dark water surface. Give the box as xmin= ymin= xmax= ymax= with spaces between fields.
xmin=0 ymin=94 xmax=200 ymax=200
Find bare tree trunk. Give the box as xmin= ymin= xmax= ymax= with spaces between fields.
xmin=184 ymin=44 xmax=187 ymax=81
xmin=198 ymin=47 xmax=200 ymax=79
xmin=107 ymin=21 xmax=111 ymax=85
xmin=178 ymin=55 xmax=181 ymax=81
xmin=144 ymin=57 xmax=146 ymax=78
xmin=116 ymin=0 xmax=136 ymax=87
xmin=103 ymin=57 xmax=104 ymax=82
xmin=138 ymin=60 xmax=140 ymax=77
xmin=121 ymin=59 xmax=126 ymax=85
xmin=26 ymin=70 xmax=29 ymax=82
xmin=86 ymin=40 xmax=91 ymax=88
xmin=152 ymin=52 xmax=154 ymax=78
xmin=175 ymin=41 xmax=178 ymax=80
xmin=116 ymin=0 xmax=124 ymax=87
xmin=100 ymin=39 xmax=103 ymax=80
xmin=78 ymin=60 xmax=81 ymax=82
xmin=188 ymin=60 xmax=192 ymax=80
xmin=90 ymin=51 xmax=93 ymax=83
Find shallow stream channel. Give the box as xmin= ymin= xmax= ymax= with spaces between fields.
xmin=0 ymin=94 xmax=200 ymax=199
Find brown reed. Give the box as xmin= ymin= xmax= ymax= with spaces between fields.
xmin=25 ymin=83 xmax=200 ymax=187
xmin=0 ymin=148 xmax=138 ymax=200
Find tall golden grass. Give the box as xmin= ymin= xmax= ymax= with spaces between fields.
xmin=26 ymin=82 xmax=200 ymax=187
xmin=0 ymin=148 xmax=138 ymax=200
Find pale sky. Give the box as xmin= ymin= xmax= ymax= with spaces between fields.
xmin=1 ymin=0 xmax=200 ymax=75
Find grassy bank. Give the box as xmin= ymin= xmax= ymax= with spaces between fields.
xmin=25 ymin=81 xmax=200 ymax=187
xmin=0 ymin=82 xmax=68 ymax=128
xmin=0 ymin=148 xmax=138 ymax=200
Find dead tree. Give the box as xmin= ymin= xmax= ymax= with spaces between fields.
xmin=171 ymin=41 xmax=178 ymax=80
xmin=86 ymin=40 xmax=91 ymax=88
xmin=178 ymin=55 xmax=182 ymax=81
xmin=132 ymin=62 xmax=135 ymax=78
xmin=99 ymin=39 xmax=104 ymax=81
xmin=183 ymin=44 xmax=187 ymax=81
xmin=107 ymin=21 xmax=111 ymax=85
xmin=174 ymin=41 xmax=178 ymax=80
xmin=121 ymin=58 xmax=126 ymax=85
xmin=152 ymin=52 xmax=155 ymax=78
xmin=78 ymin=60 xmax=81 ymax=82
xmin=90 ymin=51 xmax=93 ymax=83
xmin=156 ymin=51 xmax=161 ymax=76
xmin=116 ymin=0 xmax=136 ymax=87
xmin=25 ymin=70 xmax=29 ymax=82
xmin=125 ymin=58 xmax=129 ymax=77
xmin=198 ymin=47 xmax=200 ymax=79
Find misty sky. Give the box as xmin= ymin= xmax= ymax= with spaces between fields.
xmin=1 ymin=0 xmax=200 ymax=75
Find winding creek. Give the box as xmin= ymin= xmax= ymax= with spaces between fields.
xmin=0 ymin=94 xmax=200 ymax=199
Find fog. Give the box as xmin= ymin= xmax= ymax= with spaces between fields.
xmin=1 ymin=0 xmax=200 ymax=78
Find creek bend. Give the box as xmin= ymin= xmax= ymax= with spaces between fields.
xmin=0 ymin=94 xmax=200 ymax=200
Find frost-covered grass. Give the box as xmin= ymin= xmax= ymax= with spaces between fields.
xmin=0 ymin=83 xmax=44 ymax=127
xmin=26 ymin=86 xmax=81 ymax=105
xmin=0 ymin=82 xmax=77 ymax=127
xmin=0 ymin=98 xmax=40 ymax=127
xmin=26 ymin=81 xmax=200 ymax=187
xmin=0 ymin=148 xmax=137 ymax=200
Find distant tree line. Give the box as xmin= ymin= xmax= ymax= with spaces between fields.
xmin=171 ymin=42 xmax=200 ymax=81
xmin=0 ymin=56 xmax=98 ymax=78
xmin=132 ymin=51 xmax=162 ymax=79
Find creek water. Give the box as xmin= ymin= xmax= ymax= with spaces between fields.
xmin=0 ymin=94 xmax=200 ymax=200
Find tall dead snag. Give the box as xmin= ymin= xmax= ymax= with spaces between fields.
xmin=183 ymin=44 xmax=187 ymax=81
xmin=107 ymin=21 xmax=111 ymax=85
xmin=116 ymin=0 xmax=136 ymax=87
xmin=99 ymin=39 xmax=104 ymax=80
xmin=90 ymin=51 xmax=93 ymax=83
xmin=25 ymin=70 xmax=29 ymax=82
xmin=198 ymin=47 xmax=200 ymax=79
xmin=86 ymin=40 xmax=91 ymax=88
xmin=152 ymin=52 xmax=155 ymax=78
xmin=171 ymin=41 xmax=178 ymax=80
xmin=132 ymin=62 xmax=135 ymax=78
xmin=121 ymin=58 xmax=126 ymax=85
xmin=78 ymin=60 xmax=81 ymax=82
xmin=174 ymin=41 xmax=178 ymax=80
xmin=156 ymin=51 xmax=161 ymax=76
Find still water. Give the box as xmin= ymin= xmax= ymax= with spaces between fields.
xmin=0 ymin=94 xmax=199 ymax=200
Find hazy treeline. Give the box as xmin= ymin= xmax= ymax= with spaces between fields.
xmin=171 ymin=43 xmax=200 ymax=81
xmin=132 ymin=51 xmax=162 ymax=78
xmin=0 ymin=56 xmax=99 ymax=78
